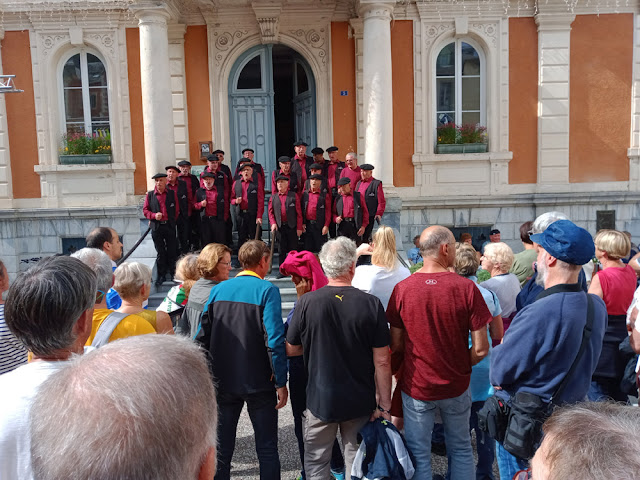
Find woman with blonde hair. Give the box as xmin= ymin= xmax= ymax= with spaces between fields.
xmin=114 ymin=262 xmax=174 ymax=335
xmin=180 ymin=243 xmax=232 ymax=339
xmin=588 ymin=229 xmax=636 ymax=402
xmin=480 ymin=242 xmax=520 ymax=334
xmin=352 ymin=225 xmax=410 ymax=310
xmin=157 ymin=253 xmax=200 ymax=325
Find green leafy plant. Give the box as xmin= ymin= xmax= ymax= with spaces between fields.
xmin=61 ymin=131 xmax=111 ymax=155
xmin=459 ymin=123 xmax=487 ymax=144
xmin=410 ymin=262 xmax=423 ymax=274
xmin=436 ymin=123 xmax=487 ymax=145
xmin=436 ymin=123 xmax=458 ymax=145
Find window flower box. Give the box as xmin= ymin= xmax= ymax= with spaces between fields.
xmin=58 ymin=154 xmax=112 ymax=165
xmin=436 ymin=123 xmax=487 ymax=154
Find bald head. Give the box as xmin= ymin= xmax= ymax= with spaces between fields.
xmin=419 ymin=226 xmax=455 ymax=261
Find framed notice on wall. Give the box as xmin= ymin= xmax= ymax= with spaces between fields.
xmin=199 ymin=141 xmax=213 ymax=157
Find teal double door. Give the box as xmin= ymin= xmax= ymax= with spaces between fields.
xmin=229 ymin=44 xmax=316 ymax=190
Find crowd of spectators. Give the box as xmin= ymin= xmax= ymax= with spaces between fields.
xmin=1 ymin=212 xmax=640 ymax=480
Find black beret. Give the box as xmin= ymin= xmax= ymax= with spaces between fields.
xmin=212 ymin=149 xmax=224 ymax=155
xmin=309 ymin=163 xmax=323 ymax=170
xmin=201 ymin=172 xmax=216 ymax=179
xmin=293 ymin=141 xmax=308 ymax=147
xmin=152 ymin=173 xmax=167 ymax=179
xmin=277 ymin=156 xmax=291 ymax=163
xmin=239 ymin=163 xmax=253 ymax=171
xmin=337 ymin=177 xmax=351 ymax=186
xmin=206 ymin=154 xmax=219 ymax=162
xmin=275 ymin=175 xmax=290 ymax=182
xmin=165 ymin=166 xmax=180 ymax=172
xmin=309 ymin=174 xmax=324 ymax=181
xmin=242 ymin=148 xmax=254 ymax=154
xmin=326 ymin=146 xmax=339 ymax=153
xmin=311 ymin=147 xmax=324 ymax=155
xmin=177 ymin=160 xmax=192 ymax=167
xmin=490 ymin=229 xmax=501 ymax=235
xmin=360 ymin=164 xmax=374 ymax=171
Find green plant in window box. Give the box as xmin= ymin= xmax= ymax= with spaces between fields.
xmin=59 ymin=131 xmax=112 ymax=164
xmin=436 ymin=123 xmax=488 ymax=154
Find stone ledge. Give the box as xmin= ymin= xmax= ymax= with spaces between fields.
xmin=34 ymin=163 xmax=137 ymax=173
xmin=0 ymin=206 xmax=140 ymax=219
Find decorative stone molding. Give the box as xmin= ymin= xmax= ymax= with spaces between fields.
xmin=87 ymin=33 xmax=116 ymax=55
xmin=348 ymin=18 xmax=364 ymax=155
xmin=212 ymin=30 xmax=249 ymax=67
xmin=359 ymin=2 xmax=394 ymax=21
xmin=257 ymin=17 xmax=280 ymax=43
xmin=424 ymin=24 xmax=453 ymax=48
xmin=288 ymin=29 xmax=327 ymax=66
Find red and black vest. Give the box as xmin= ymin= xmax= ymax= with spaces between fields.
xmin=336 ymin=192 xmax=363 ymax=229
xmin=271 ymin=192 xmax=298 ymax=229
xmin=234 ymin=180 xmax=259 ymax=217
xmin=195 ymin=187 xmax=225 ymax=221
xmin=146 ymin=189 xmax=177 ymax=231
xmin=356 ymin=179 xmax=382 ymax=219
xmin=302 ymin=191 xmax=327 ymax=223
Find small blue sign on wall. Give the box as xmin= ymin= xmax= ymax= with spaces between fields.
xmin=340 ymin=90 xmax=348 ymax=96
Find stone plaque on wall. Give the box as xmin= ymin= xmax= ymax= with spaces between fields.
xmin=596 ymin=210 xmax=616 ymax=231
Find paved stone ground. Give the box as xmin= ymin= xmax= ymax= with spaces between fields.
xmin=230 ymin=402 xmax=500 ymax=479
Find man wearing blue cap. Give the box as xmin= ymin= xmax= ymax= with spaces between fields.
xmin=489 ymin=220 xmax=607 ymax=479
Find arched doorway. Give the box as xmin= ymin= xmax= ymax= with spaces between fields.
xmin=229 ymin=44 xmax=317 ymax=189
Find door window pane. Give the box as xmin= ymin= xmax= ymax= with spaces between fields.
xmin=237 ymin=55 xmax=262 ymax=90
xmin=436 ymin=43 xmax=455 ymax=76
xmin=461 ymin=43 xmax=480 ymax=75
xmin=437 ymin=78 xmax=455 ymax=112
xmin=296 ymin=62 xmax=309 ymax=94
xmin=462 ymin=77 xmax=481 ymax=110
xmin=63 ymin=54 xmax=82 ymax=88
xmin=87 ymin=54 xmax=107 ymax=87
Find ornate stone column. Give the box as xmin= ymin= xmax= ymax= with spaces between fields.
xmin=359 ymin=0 xmax=396 ymax=186
xmin=133 ymin=5 xmax=176 ymax=189
xmin=535 ymin=12 xmax=575 ymax=191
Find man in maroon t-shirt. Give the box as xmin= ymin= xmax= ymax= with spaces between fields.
xmin=387 ymin=225 xmax=491 ymax=480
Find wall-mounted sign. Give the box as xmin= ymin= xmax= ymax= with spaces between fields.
xmin=199 ymin=141 xmax=213 ymax=156
xmin=340 ymin=90 xmax=348 ymax=96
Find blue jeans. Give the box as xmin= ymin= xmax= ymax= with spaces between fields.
xmin=587 ymin=378 xmax=628 ymax=403
xmin=402 ymin=389 xmax=474 ymax=480
xmin=215 ymin=390 xmax=280 ymax=480
xmin=495 ymin=442 xmax=528 ymax=480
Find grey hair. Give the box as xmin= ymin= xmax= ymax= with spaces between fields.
xmin=71 ymin=247 xmax=113 ymax=294
xmin=532 ymin=211 xmax=569 ymax=234
xmin=114 ymin=262 xmax=152 ymax=299
xmin=4 ymin=256 xmax=96 ymax=356
xmin=540 ymin=402 xmax=640 ymax=480
xmin=30 ymin=335 xmax=218 ymax=480
xmin=345 ymin=152 xmax=357 ymax=160
xmin=319 ymin=237 xmax=357 ymax=279
xmin=419 ymin=226 xmax=453 ymax=259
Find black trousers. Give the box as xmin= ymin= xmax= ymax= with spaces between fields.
xmin=201 ymin=216 xmax=227 ymax=247
xmin=337 ymin=219 xmax=361 ymax=245
xmin=225 ymin=218 xmax=233 ymax=248
xmin=363 ymin=216 xmax=376 ymax=244
xmin=189 ymin=212 xmax=201 ymax=251
xmin=277 ymin=224 xmax=298 ymax=264
xmin=304 ymin=221 xmax=327 ymax=253
xmin=237 ymin=210 xmax=257 ymax=250
xmin=151 ymin=223 xmax=178 ymax=280
xmin=176 ymin=215 xmax=190 ymax=255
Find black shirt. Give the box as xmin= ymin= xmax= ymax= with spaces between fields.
xmin=287 ymin=286 xmax=390 ymax=422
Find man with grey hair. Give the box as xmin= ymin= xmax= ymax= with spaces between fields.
xmin=515 ymin=211 xmax=588 ymax=311
xmin=29 ymin=335 xmax=217 ymax=480
xmin=339 ymin=152 xmax=361 ymax=190
xmin=72 ymin=248 xmax=155 ymax=345
xmin=0 ymin=256 xmax=96 ymax=480
xmin=387 ymin=225 xmax=492 ymax=480
xmin=286 ymin=236 xmax=392 ymax=479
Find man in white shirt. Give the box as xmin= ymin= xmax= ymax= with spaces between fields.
xmin=0 ymin=256 xmax=96 ymax=480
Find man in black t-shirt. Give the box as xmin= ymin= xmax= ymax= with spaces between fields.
xmin=286 ymin=236 xmax=392 ymax=479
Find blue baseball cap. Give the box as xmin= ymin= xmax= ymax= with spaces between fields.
xmin=529 ymin=220 xmax=594 ymax=265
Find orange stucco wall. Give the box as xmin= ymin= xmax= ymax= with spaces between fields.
xmin=570 ymin=14 xmax=633 ymax=183
xmin=3 ymin=31 xmax=40 ymax=198
xmin=126 ymin=28 xmax=147 ymax=194
xmin=508 ymin=18 xmax=538 ymax=185
xmin=330 ymin=22 xmax=357 ymax=153
xmin=185 ymin=26 xmax=212 ymax=167
xmin=391 ymin=20 xmax=414 ymax=187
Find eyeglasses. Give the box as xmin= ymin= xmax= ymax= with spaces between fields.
xmin=96 ymin=290 xmax=106 ymax=303
xmin=513 ymin=468 xmax=532 ymax=480
xmin=218 ymin=261 xmax=232 ymax=267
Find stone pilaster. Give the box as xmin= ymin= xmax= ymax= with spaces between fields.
xmin=168 ymin=23 xmax=188 ymax=163
xmin=0 ymin=29 xmax=14 ymax=207
xmin=535 ymin=12 xmax=575 ymax=191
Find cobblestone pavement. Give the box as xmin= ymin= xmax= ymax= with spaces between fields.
xmin=229 ymin=402 xmax=499 ymax=479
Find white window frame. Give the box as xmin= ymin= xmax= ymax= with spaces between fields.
xmin=434 ymin=38 xmax=486 ymax=136
xmin=58 ymin=48 xmax=110 ymax=137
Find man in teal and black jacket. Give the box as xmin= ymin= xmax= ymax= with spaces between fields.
xmin=203 ymin=239 xmax=287 ymax=480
